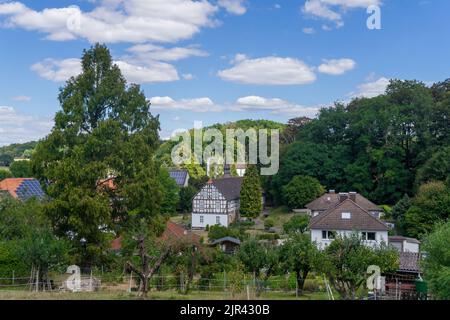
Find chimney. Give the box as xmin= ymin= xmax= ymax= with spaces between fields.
xmin=349 ymin=192 xmax=357 ymax=202
xmin=339 ymin=193 xmax=348 ymax=203
xmin=223 ymin=164 xmax=231 ymax=177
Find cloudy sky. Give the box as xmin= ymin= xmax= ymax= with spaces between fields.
xmin=0 ymin=0 xmax=449 ymax=145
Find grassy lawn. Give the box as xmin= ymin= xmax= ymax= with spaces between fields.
xmin=0 ymin=289 xmax=330 ymax=300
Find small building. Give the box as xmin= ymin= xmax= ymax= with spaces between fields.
xmin=0 ymin=178 xmax=45 ymax=201
xmin=309 ymin=195 xmax=389 ymax=249
xmin=384 ymin=252 xmax=424 ymax=300
xmin=306 ymin=190 xmax=383 ymax=218
xmin=210 ymin=236 xmax=241 ymax=254
xmin=168 ymin=169 xmax=189 ymax=188
xmin=389 ymin=236 xmax=420 ymax=253
xmin=191 ymin=177 xmax=244 ymax=229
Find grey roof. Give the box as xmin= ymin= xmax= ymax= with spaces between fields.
xmin=306 ymin=192 xmax=382 ymax=212
xmin=399 ymin=252 xmax=421 ymax=273
xmin=169 ymin=169 xmax=189 ymax=187
xmin=309 ymin=198 xmax=389 ymax=231
xmin=211 ymin=237 xmax=241 ymax=245
xmin=389 ymin=236 xmax=421 ymax=244
xmin=212 ymin=177 xmax=243 ymax=201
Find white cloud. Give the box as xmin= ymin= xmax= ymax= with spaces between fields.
xmin=11 ymin=95 xmax=31 ymax=102
xmin=182 ymin=73 xmax=195 ymax=80
xmin=302 ymin=0 xmax=381 ymax=27
xmin=302 ymin=27 xmax=316 ymax=34
xmin=318 ymin=58 xmax=356 ymax=75
xmin=115 ymin=60 xmax=179 ymax=83
xmin=232 ymin=95 xmax=320 ymax=117
xmin=218 ymin=56 xmax=316 ymax=85
xmin=218 ymin=0 xmax=247 ymax=15
xmin=350 ymin=77 xmax=390 ymax=98
xmin=31 ymin=57 xmax=179 ymax=84
xmin=0 ymin=106 xmax=53 ymax=146
xmin=0 ymin=0 xmax=225 ymax=44
xmin=149 ymin=94 xmax=321 ymax=117
xmin=31 ymin=58 xmax=82 ymax=82
xmin=127 ymin=44 xmax=208 ymax=62
xmin=150 ymin=97 xmax=222 ymax=112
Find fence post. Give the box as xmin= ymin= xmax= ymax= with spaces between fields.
xmin=223 ymin=271 xmax=226 ymax=291
xmin=128 ymin=271 xmax=133 ymax=293
xmin=12 ymin=270 xmax=15 ymax=286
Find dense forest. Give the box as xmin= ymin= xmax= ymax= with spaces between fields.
xmin=269 ymin=79 xmax=450 ymax=206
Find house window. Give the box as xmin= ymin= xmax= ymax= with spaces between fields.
xmin=200 ymin=216 xmax=204 ymax=224
xmin=216 ymin=216 xmax=221 ymax=224
xmin=341 ymin=212 xmax=351 ymax=219
xmin=322 ymin=230 xmax=336 ymax=240
xmin=362 ymin=232 xmax=376 ymax=241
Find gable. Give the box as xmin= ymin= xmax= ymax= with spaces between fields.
xmin=194 ymin=183 xmax=226 ymax=201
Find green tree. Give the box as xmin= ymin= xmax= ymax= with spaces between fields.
xmin=391 ymin=194 xmax=411 ymax=234
xmin=240 ymin=165 xmax=262 ymax=218
xmin=178 ymin=186 xmax=198 ymax=213
xmin=31 ymin=44 xmax=162 ymax=265
xmin=317 ymin=234 xmax=399 ymax=300
xmin=282 ymin=175 xmax=325 ymax=209
xmin=159 ymin=168 xmax=180 ymax=214
xmin=416 ymin=147 xmax=450 ymax=186
xmin=208 ymin=225 xmax=242 ymax=241
xmin=404 ymin=181 xmax=450 ymax=238
xmin=237 ymin=238 xmax=278 ymax=296
xmin=421 ymin=221 xmax=450 ymax=300
xmin=0 ymin=197 xmax=70 ymax=287
xmin=0 ymin=169 xmax=12 ymax=181
xmin=283 ymin=215 xmax=310 ymax=234
xmin=280 ymin=233 xmax=319 ymax=295
xmin=9 ymin=161 xmax=32 ymax=178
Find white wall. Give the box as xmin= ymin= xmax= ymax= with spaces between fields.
xmin=311 ymin=229 xmax=389 ymax=250
xmin=403 ymin=241 xmax=420 ymax=253
xmin=192 ymin=213 xmax=229 ymax=229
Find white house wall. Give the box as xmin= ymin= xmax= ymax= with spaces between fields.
xmin=311 ymin=229 xmax=389 ymax=250
xmin=192 ymin=213 xmax=229 ymax=229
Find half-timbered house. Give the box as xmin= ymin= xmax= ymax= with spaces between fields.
xmin=191 ymin=177 xmax=243 ymax=229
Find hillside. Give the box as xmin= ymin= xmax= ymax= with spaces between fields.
xmin=0 ymin=141 xmax=37 ymax=166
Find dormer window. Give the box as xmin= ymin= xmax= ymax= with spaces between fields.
xmin=342 ymin=212 xmax=351 ymax=219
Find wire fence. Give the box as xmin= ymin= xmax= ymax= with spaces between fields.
xmin=0 ymin=272 xmax=329 ymax=297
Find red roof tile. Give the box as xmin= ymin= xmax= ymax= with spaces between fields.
xmin=0 ymin=178 xmax=34 ymax=198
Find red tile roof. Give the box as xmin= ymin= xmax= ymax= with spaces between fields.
xmin=0 ymin=178 xmax=34 ymax=198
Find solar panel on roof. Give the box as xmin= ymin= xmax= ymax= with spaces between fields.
xmin=16 ymin=179 xmax=45 ymax=201
xmin=169 ymin=170 xmax=188 ymax=187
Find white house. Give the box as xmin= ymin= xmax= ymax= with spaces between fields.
xmin=309 ymin=194 xmax=389 ymax=249
xmin=191 ymin=177 xmax=243 ymax=229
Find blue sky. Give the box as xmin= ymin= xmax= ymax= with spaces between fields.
xmin=0 ymin=0 xmax=449 ymax=145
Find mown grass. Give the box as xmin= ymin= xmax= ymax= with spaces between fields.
xmin=0 ymin=288 xmax=330 ymax=300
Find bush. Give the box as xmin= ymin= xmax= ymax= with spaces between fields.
xmin=264 ymin=218 xmax=275 ymax=230
xmin=282 ymin=176 xmax=325 ymax=209
xmin=257 ymin=233 xmax=280 ymax=241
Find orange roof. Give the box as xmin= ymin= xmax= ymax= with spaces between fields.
xmin=0 ymin=178 xmax=34 ymax=198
